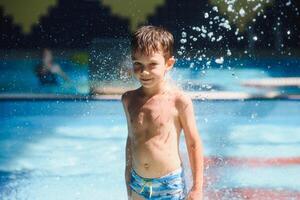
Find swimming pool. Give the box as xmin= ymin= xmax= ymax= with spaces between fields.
xmin=0 ymin=58 xmax=89 ymax=94
xmin=1 ymin=56 xmax=300 ymax=95
xmin=0 ymin=100 xmax=299 ymax=199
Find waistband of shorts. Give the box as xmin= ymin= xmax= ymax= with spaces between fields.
xmin=131 ymin=167 xmax=184 ymax=183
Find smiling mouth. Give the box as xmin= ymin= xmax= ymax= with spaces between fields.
xmin=140 ymin=78 xmax=152 ymax=81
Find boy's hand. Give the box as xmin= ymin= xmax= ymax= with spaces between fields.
xmin=187 ymin=188 xmax=203 ymax=200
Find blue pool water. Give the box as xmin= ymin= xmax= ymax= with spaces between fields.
xmin=1 ymin=57 xmax=300 ymax=95
xmin=0 ymin=100 xmax=299 ymax=199
xmin=172 ymin=57 xmax=300 ymax=94
xmin=0 ymin=58 xmax=89 ymax=94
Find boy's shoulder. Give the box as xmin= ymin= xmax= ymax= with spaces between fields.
xmin=173 ymin=90 xmax=193 ymax=112
xmin=121 ymin=88 xmax=139 ymax=105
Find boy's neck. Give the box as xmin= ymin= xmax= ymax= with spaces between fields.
xmin=141 ymin=80 xmax=168 ymax=97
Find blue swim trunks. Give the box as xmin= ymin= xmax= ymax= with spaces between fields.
xmin=129 ymin=167 xmax=187 ymax=200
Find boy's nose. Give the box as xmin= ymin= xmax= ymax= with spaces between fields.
xmin=140 ymin=68 xmax=150 ymax=75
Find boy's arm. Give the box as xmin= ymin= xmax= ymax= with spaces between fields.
xmin=125 ymin=136 xmax=132 ymax=198
xmin=122 ymin=92 xmax=133 ymax=199
xmin=54 ymin=65 xmax=70 ymax=82
xmin=178 ymin=94 xmax=204 ymax=194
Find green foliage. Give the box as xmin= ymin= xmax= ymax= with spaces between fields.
xmin=102 ymin=0 xmax=165 ymax=31
xmin=0 ymin=0 xmax=57 ymax=33
xmin=70 ymin=52 xmax=89 ymax=65
xmin=1 ymin=0 xmax=274 ymax=34
xmin=210 ymin=0 xmax=273 ymax=32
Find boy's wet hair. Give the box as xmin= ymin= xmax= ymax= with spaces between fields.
xmin=131 ymin=25 xmax=174 ymax=60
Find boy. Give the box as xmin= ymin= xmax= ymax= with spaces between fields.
xmin=122 ymin=26 xmax=204 ymax=200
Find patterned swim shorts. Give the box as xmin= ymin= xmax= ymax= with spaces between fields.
xmin=129 ymin=167 xmax=187 ymax=200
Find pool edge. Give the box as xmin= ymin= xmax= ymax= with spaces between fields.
xmin=0 ymin=92 xmax=299 ymax=101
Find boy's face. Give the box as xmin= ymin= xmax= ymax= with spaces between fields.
xmin=132 ymin=51 xmax=175 ymax=88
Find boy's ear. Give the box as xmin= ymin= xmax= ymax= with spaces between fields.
xmin=166 ymin=56 xmax=175 ymax=70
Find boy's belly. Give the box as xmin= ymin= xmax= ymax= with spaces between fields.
xmin=131 ymin=140 xmax=182 ymax=178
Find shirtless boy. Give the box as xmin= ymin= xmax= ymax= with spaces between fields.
xmin=122 ymin=26 xmax=204 ymax=200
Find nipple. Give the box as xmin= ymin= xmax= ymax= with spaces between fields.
xmin=138 ymin=112 xmax=144 ymax=125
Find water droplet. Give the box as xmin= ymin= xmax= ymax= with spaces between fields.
xmin=180 ymin=39 xmax=187 ymax=44
xmin=212 ymin=6 xmax=218 ymax=12
xmin=251 ymin=113 xmax=257 ymax=119
xmin=227 ymin=49 xmax=232 ymax=56
xmin=215 ymin=57 xmax=224 ymax=64
xmin=227 ymin=5 xmax=234 ymax=12
xmin=239 ymin=8 xmax=246 ymax=17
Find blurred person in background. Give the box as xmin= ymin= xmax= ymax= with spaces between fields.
xmin=35 ymin=48 xmax=70 ymax=85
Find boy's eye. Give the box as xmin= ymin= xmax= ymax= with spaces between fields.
xmin=149 ymin=63 xmax=157 ymax=68
xmin=133 ymin=62 xmax=143 ymax=71
xmin=133 ymin=62 xmax=142 ymax=67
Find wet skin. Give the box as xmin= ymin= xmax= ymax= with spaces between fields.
xmin=122 ymin=51 xmax=203 ymax=200
xmin=126 ymin=88 xmax=183 ymax=178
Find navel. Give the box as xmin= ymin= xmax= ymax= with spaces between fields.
xmin=144 ymin=163 xmax=150 ymax=169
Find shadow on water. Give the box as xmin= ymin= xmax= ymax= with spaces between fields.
xmin=0 ymin=170 xmax=32 ymax=199
xmin=0 ymin=100 xmax=92 ymax=197
xmin=0 ymin=101 xmax=65 ymax=198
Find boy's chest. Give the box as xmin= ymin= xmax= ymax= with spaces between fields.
xmin=128 ymin=98 xmax=178 ymax=131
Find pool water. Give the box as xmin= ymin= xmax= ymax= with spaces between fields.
xmin=1 ymin=57 xmax=300 ymax=95
xmin=0 ymin=100 xmax=299 ymax=199
xmin=0 ymin=58 xmax=89 ymax=94
xmin=172 ymin=57 xmax=300 ymax=94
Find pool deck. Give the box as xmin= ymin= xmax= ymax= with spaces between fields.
xmin=1 ymin=77 xmax=299 ymax=100
xmin=242 ymin=77 xmax=300 ymax=88
xmin=0 ymin=91 xmax=299 ymax=101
